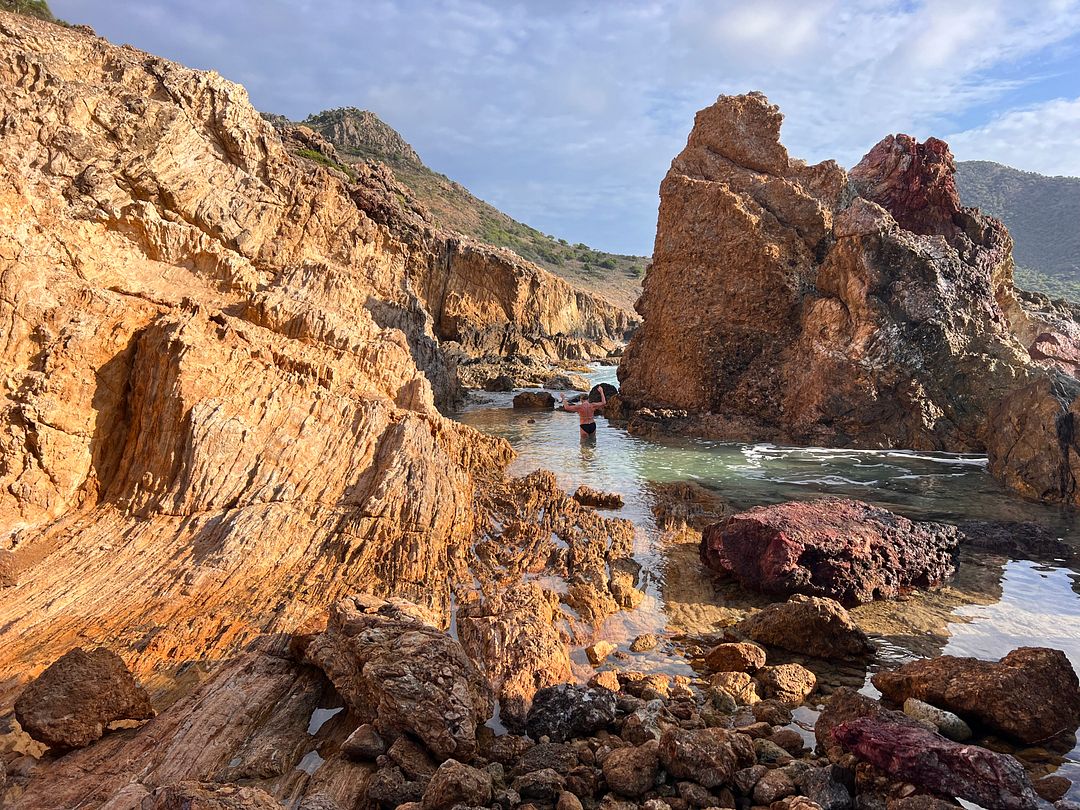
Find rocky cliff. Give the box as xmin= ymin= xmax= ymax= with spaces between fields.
xmin=618 ymin=92 xmax=1080 ymax=506
xmin=0 ymin=12 xmax=644 ymax=803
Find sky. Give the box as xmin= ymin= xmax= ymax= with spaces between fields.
xmin=50 ymin=0 xmax=1080 ymax=256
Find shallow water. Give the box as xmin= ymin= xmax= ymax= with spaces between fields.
xmin=455 ymin=365 xmax=1080 ymax=792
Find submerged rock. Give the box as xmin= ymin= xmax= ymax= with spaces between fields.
xmin=731 ymin=595 xmax=873 ymax=660
xmin=872 ymin=646 xmax=1080 ymax=744
xmin=701 ymin=498 xmax=960 ymax=605
xmin=14 ymin=647 xmax=154 ymax=750
xmin=833 ymin=716 xmax=1038 ymax=810
xmin=300 ymin=594 xmax=494 ymax=761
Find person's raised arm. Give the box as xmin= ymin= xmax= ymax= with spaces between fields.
xmin=597 ymin=387 xmax=607 ymax=408
xmin=560 ymin=393 xmax=580 ymax=412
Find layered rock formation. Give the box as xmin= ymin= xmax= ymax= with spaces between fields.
xmin=618 ymin=92 xmax=1080 ymax=505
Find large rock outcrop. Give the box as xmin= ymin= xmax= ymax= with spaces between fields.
xmin=618 ymin=91 xmax=1080 ymax=505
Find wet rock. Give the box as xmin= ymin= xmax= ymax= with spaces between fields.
xmin=574 ymin=485 xmax=625 ymax=509
xmin=902 ymin=698 xmax=971 ymax=742
xmin=484 ymin=374 xmax=515 ymax=392
xmin=513 ymin=391 xmax=556 ymax=409
xmin=753 ymin=768 xmax=796 ymax=804
xmin=732 ymin=595 xmax=873 ymax=660
xmin=457 ymin=583 xmax=571 ymax=731
xmin=705 ymin=642 xmax=767 ymax=673
xmin=587 ymin=641 xmax=618 ymax=666
xmin=526 ymin=684 xmax=617 ymax=742
xmin=833 ymin=716 xmax=1039 ymax=810
xmin=14 ymin=647 xmax=154 ymax=749
xmin=709 ymin=671 xmax=761 ymax=705
xmin=302 ymin=595 xmax=494 ymax=761
xmin=422 ymin=759 xmax=493 ymax=810
xmin=1034 ymin=775 xmax=1072 ymax=802
xmin=755 ymin=664 xmax=816 ymax=704
xmin=602 ymin=739 xmax=660 ymax=797
xmin=872 ymin=647 xmax=1080 ymax=743
xmin=702 ymin=499 xmax=959 ymax=606
xmin=814 ymin=687 xmax=924 ymax=763
xmin=657 ymin=726 xmax=755 ymax=788
xmin=341 ymin=724 xmax=386 ymax=760
xmin=958 ymin=520 xmax=1073 ymax=560
xmin=141 ymin=782 xmax=284 ymax=809
xmin=630 ymin=634 xmax=660 ymax=652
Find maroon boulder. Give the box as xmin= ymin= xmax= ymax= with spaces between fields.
xmin=701 ymin=498 xmax=959 ymax=605
xmin=872 ymin=647 xmax=1080 ymax=744
xmin=832 ymin=716 xmax=1038 ymax=810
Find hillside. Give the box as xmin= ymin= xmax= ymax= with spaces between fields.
xmin=292 ymin=107 xmax=647 ymax=311
xmin=956 ymin=160 xmax=1080 ymax=301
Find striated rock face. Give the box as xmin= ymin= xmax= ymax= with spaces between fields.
xmin=700 ymin=498 xmax=960 ymax=605
xmin=872 ymin=647 xmax=1080 ymax=744
xmin=299 ymin=594 xmax=494 ymax=762
xmin=14 ymin=647 xmax=154 ymax=750
xmin=619 ymin=91 xmax=1080 ymax=505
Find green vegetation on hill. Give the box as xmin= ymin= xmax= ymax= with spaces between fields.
xmin=956 ymin=161 xmax=1080 ymax=302
xmin=1 ymin=0 xmax=56 ymax=22
xmin=299 ymin=108 xmax=647 ymax=310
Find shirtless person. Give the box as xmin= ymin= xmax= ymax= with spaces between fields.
xmin=560 ymin=388 xmax=606 ymax=438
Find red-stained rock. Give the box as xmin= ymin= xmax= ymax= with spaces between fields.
xmin=872 ymin=647 xmax=1080 ymax=744
xmin=832 ymin=716 xmax=1038 ymax=810
xmin=701 ymin=498 xmax=959 ymax=606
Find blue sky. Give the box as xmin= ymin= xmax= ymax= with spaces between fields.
xmin=50 ymin=0 xmax=1080 ymax=256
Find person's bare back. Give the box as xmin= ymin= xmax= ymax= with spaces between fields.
xmin=560 ymin=388 xmax=606 ymax=437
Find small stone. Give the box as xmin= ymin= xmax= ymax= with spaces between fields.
xmin=704 ymin=642 xmax=767 ymax=673
xmin=589 ymin=670 xmax=621 ymax=692
xmin=902 ymin=697 xmax=972 ymax=741
xmin=677 ymin=781 xmax=720 ymax=808
xmin=513 ymin=768 xmax=566 ymax=801
xmin=342 ymin=723 xmax=386 ymax=760
xmin=753 ymin=768 xmax=796 ymax=804
xmin=1035 ymin=775 xmax=1072 ymax=802
xmin=754 ymin=664 xmax=816 ymax=704
xmin=602 ymin=739 xmax=660 ymax=797
xmin=587 ymin=641 xmax=618 ymax=666
xmin=422 ymin=759 xmax=493 ymax=810
xmin=631 ymin=634 xmax=660 ymax=652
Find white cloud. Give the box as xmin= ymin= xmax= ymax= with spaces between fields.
xmin=49 ymin=0 xmax=1080 ymax=253
xmin=947 ymin=97 xmax=1080 ymax=177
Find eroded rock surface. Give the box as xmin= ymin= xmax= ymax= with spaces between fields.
xmin=731 ymin=595 xmax=874 ymax=660
xmin=701 ymin=498 xmax=959 ymax=604
xmin=618 ymin=91 xmax=1080 ymax=505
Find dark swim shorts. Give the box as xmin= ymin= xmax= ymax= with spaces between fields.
xmin=580 ymin=422 xmax=597 ymax=434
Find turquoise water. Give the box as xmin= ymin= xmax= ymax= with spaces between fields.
xmin=455 ymin=364 xmax=1080 ymax=791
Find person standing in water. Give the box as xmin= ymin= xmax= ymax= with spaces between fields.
xmin=560 ymin=387 xmax=606 ymax=438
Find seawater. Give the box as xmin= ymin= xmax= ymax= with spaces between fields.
xmin=455 ymin=364 xmax=1080 ymax=793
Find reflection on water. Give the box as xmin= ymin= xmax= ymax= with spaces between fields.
xmin=455 ymin=365 xmax=1080 ymax=790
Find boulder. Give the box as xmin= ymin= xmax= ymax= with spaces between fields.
xmin=573 ymin=486 xmax=625 ymax=509
xmin=872 ymin=647 xmax=1080 ymax=744
xmin=732 ymin=595 xmax=873 ymax=659
xmin=601 ymin=739 xmax=660 ymax=797
xmin=301 ymin=594 xmax=494 ymax=761
xmin=701 ymin=499 xmax=959 ymax=605
xmin=14 ymin=647 xmax=154 ymax=750
xmin=832 ymin=716 xmax=1038 ymax=810
xmin=657 ymin=727 xmax=755 ymax=788
xmin=755 ymin=663 xmax=816 ymax=704
xmin=705 ymin=642 xmax=767 ymax=673
xmin=421 ymin=759 xmax=493 ymax=810
xmin=814 ymin=687 xmax=925 ymax=763
xmin=341 ymin=724 xmax=386 ymax=760
xmin=513 ymin=390 xmax=556 ymax=409
xmin=525 ymin=684 xmax=617 ymax=742
xmin=483 ymin=374 xmax=515 ymax=392
xmin=589 ymin=382 xmax=619 ymax=403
